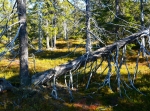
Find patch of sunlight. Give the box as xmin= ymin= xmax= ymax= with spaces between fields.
xmin=44 ymin=94 xmax=51 ymax=100
xmin=63 ymin=103 xmax=72 ymax=107
xmin=64 ymin=102 xmax=113 ymax=111
xmin=139 ymin=87 xmax=150 ymax=91
xmin=107 ymin=88 xmax=114 ymax=94
xmin=30 ymin=58 xmax=71 ymax=72
xmin=0 ymin=60 xmax=8 ymax=66
xmin=0 ymin=47 xmax=5 ymax=53
xmin=101 ymin=87 xmax=114 ymax=94
xmin=0 ymin=71 xmax=16 ymax=79
xmin=0 ymin=73 xmax=5 ymax=78
xmin=55 ymin=47 xmax=85 ymax=55
xmin=96 ymin=106 xmax=113 ymax=111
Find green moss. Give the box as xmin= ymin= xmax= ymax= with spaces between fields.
xmin=0 ymin=39 xmax=150 ymax=111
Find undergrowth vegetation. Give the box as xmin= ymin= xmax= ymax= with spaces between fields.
xmin=0 ymin=39 xmax=150 ymax=111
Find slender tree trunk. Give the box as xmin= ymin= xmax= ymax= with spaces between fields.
xmin=140 ymin=0 xmax=144 ymax=29
xmin=85 ymin=0 xmax=92 ymax=53
xmin=63 ymin=21 xmax=69 ymax=51
xmin=115 ymin=0 xmax=119 ymax=16
xmin=73 ymin=0 xmax=77 ymax=37
xmin=53 ymin=14 xmax=57 ymax=49
xmin=8 ymin=27 xmax=12 ymax=42
xmin=140 ymin=0 xmax=146 ymax=57
xmin=63 ymin=21 xmax=67 ymax=40
xmin=53 ymin=28 xmax=56 ymax=49
xmin=17 ymin=0 xmax=29 ymax=86
xmin=38 ymin=1 xmax=42 ymax=51
xmin=51 ymin=37 xmax=53 ymax=48
xmin=46 ymin=36 xmax=50 ymax=50
xmin=46 ymin=20 xmax=50 ymax=50
xmin=115 ymin=0 xmax=120 ymax=40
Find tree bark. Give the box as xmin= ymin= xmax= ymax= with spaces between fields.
xmin=63 ymin=21 xmax=69 ymax=50
xmin=140 ymin=0 xmax=144 ymax=29
xmin=38 ymin=1 xmax=42 ymax=51
xmin=46 ymin=20 xmax=50 ymax=50
xmin=46 ymin=36 xmax=50 ymax=50
xmin=63 ymin=21 xmax=67 ymax=40
xmin=115 ymin=0 xmax=120 ymax=40
xmin=50 ymin=37 xmax=53 ymax=48
xmin=115 ymin=0 xmax=119 ymax=16
xmin=86 ymin=0 xmax=92 ymax=52
xmin=53 ymin=28 xmax=56 ymax=49
xmin=17 ymin=0 xmax=29 ymax=86
xmin=140 ymin=0 xmax=146 ymax=57
xmin=32 ymin=29 xmax=149 ymax=85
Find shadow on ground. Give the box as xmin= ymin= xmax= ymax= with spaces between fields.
xmin=32 ymin=50 xmax=83 ymax=60
xmin=0 ymin=70 xmax=150 ymax=111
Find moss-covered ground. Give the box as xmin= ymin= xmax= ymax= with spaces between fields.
xmin=0 ymin=39 xmax=150 ymax=111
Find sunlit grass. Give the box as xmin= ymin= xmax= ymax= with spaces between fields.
xmin=0 ymin=39 xmax=150 ymax=111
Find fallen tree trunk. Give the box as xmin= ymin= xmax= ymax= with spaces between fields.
xmin=32 ymin=29 xmax=149 ymax=85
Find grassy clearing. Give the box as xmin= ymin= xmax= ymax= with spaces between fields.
xmin=0 ymin=39 xmax=150 ymax=111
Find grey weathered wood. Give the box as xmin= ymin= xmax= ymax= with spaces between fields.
xmin=140 ymin=0 xmax=146 ymax=57
xmin=0 ymin=78 xmax=13 ymax=92
xmin=17 ymin=0 xmax=29 ymax=86
xmin=85 ymin=0 xmax=92 ymax=52
xmin=31 ymin=29 xmax=149 ymax=85
xmin=46 ymin=20 xmax=50 ymax=50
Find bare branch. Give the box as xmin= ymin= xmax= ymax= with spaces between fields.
xmin=32 ymin=29 xmax=149 ymax=85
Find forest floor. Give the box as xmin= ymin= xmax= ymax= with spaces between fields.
xmin=0 ymin=39 xmax=150 ymax=111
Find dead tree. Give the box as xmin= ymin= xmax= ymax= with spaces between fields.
xmin=140 ymin=0 xmax=146 ymax=57
xmin=0 ymin=29 xmax=149 ymax=95
xmin=32 ymin=29 xmax=150 ymax=85
xmin=85 ymin=0 xmax=92 ymax=52
xmin=31 ymin=29 xmax=150 ymax=99
xmin=17 ymin=0 xmax=29 ymax=86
